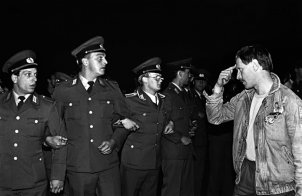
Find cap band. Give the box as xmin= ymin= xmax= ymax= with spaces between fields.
xmin=76 ymin=44 xmax=105 ymax=59
xmin=9 ymin=58 xmax=37 ymax=73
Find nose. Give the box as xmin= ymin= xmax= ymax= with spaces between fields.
xmin=236 ymin=71 xmax=241 ymax=80
xmin=103 ymin=57 xmax=108 ymax=65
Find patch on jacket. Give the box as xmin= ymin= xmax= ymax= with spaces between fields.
xmin=125 ymin=92 xmax=137 ymax=98
xmin=265 ymin=98 xmax=285 ymax=125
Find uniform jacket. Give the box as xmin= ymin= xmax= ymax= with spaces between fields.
xmin=121 ymin=88 xmax=166 ymax=170
xmin=0 ymin=91 xmax=66 ymax=189
xmin=205 ymin=73 xmax=302 ymax=195
xmin=161 ymin=83 xmax=194 ymax=160
xmin=52 ymin=76 xmax=130 ymax=173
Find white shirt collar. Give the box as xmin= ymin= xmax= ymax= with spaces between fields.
xmin=79 ymin=75 xmax=97 ymax=90
xmin=144 ymin=91 xmax=158 ymax=104
xmin=13 ymin=91 xmax=31 ymax=105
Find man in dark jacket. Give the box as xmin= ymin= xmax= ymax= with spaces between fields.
xmin=52 ymin=36 xmax=138 ymax=196
xmin=120 ymin=57 xmax=172 ymax=196
xmin=0 ymin=50 xmax=67 ymax=195
xmin=161 ymin=58 xmax=195 ymax=196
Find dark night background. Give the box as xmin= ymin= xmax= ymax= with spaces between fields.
xmin=0 ymin=0 xmax=302 ymax=94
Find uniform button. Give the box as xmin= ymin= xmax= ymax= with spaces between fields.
xmin=88 ymin=97 xmax=92 ymax=101
xmin=14 ymin=143 xmax=18 ymax=147
xmin=39 ymin=158 xmax=42 ymax=161
xmin=15 ymin=130 xmax=19 ymax=133
xmin=90 ymin=125 xmax=94 ymax=128
xmin=16 ymin=116 xmax=20 ymax=120
xmin=156 ymin=133 xmax=159 ymax=136
xmin=155 ymin=144 xmax=157 ymax=146
xmin=69 ymin=103 xmax=72 ymax=106
xmin=35 ymin=120 xmax=38 ymax=123
xmin=107 ymin=101 xmax=110 ymax=104
xmin=130 ymin=145 xmax=134 ymax=148
xmin=156 ymin=122 xmax=159 ymax=125
xmin=89 ymin=111 xmax=93 ymax=114
xmin=142 ymin=113 xmax=147 ymax=116
xmin=90 ymin=139 xmax=94 ymax=143
xmin=13 ymin=157 xmax=18 ymax=160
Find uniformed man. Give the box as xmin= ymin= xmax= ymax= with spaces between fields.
xmin=120 ymin=57 xmax=172 ymax=196
xmin=47 ymin=71 xmax=73 ymax=96
xmin=161 ymin=58 xmax=195 ymax=196
xmin=52 ymin=36 xmax=139 ymax=196
xmin=190 ymin=68 xmax=210 ymax=196
xmin=0 ymin=50 xmax=67 ymax=195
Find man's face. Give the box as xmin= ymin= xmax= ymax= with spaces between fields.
xmin=235 ymin=58 xmax=255 ymax=89
xmin=13 ymin=68 xmax=37 ymax=95
xmin=180 ymin=69 xmax=191 ymax=86
xmin=194 ymin=79 xmax=207 ymax=92
xmin=86 ymin=52 xmax=107 ymax=77
xmin=145 ymin=73 xmax=163 ymax=92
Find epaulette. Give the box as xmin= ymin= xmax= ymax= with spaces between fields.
xmin=125 ymin=92 xmax=137 ymax=98
xmin=158 ymin=92 xmax=165 ymax=98
xmin=41 ymin=95 xmax=55 ymax=103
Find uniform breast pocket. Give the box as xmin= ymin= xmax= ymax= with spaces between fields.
xmin=26 ymin=117 xmax=46 ymax=137
xmin=171 ymin=106 xmax=185 ymax=121
xmin=98 ymin=100 xmax=114 ymax=118
xmin=63 ymin=101 xmax=81 ymax=120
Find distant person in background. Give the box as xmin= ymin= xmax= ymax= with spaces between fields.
xmin=44 ymin=71 xmax=73 ymax=196
xmin=190 ymin=68 xmax=211 ymax=196
xmin=47 ymin=71 xmax=73 ymax=96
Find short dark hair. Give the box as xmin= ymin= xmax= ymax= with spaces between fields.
xmin=235 ymin=45 xmax=273 ymax=71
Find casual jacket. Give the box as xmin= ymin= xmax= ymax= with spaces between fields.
xmin=121 ymin=88 xmax=166 ymax=170
xmin=205 ymin=73 xmax=302 ymax=195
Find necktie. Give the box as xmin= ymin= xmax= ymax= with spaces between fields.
xmin=87 ymin=81 xmax=94 ymax=94
xmin=17 ymin=96 xmax=25 ymax=110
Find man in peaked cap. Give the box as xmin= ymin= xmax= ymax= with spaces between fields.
xmin=161 ymin=57 xmax=196 ymax=196
xmin=0 ymin=50 xmax=67 ymax=195
xmin=190 ymin=68 xmax=211 ymax=196
xmin=120 ymin=57 xmax=173 ymax=196
xmin=52 ymin=36 xmax=139 ymax=196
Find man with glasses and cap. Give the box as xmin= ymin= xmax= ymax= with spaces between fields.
xmin=161 ymin=58 xmax=195 ymax=196
xmin=120 ymin=57 xmax=173 ymax=196
xmin=0 ymin=50 xmax=67 ymax=195
xmin=52 ymin=36 xmax=139 ymax=196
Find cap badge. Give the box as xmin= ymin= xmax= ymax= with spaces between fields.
xmin=26 ymin=57 xmax=34 ymax=64
xmin=156 ymin=64 xmax=161 ymax=70
xmin=199 ymin=73 xmax=204 ymax=78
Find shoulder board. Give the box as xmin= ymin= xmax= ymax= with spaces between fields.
xmin=41 ymin=95 xmax=55 ymax=103
xmin=125 ymin=92 xmax=137 ymax=98
xmin=158 ymin=93 xmax=165 ymax=98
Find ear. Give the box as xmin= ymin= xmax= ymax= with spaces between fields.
xmin=141 ymin=76 xmax=148 ymax=83
xmin=11 ymin=74 xmax=18 ymax=83
xmin=252 ymin=59 xmax=262 ymax=71
xmin=177 ymin=70 xmax=183 ymax=78
xmin=81 ymin=58 xmax=89 ymax=66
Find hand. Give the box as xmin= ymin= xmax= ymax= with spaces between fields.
xmin=216 ymin=65 xmax=237 ymax=87
xmin=189 ymin=120 xmax=198 ymax=137
xmin=181 ymin=136 xmax=192 ymax=145
xmin=163 ymin=121 xmax=174 ymax=134
xmin=50 ymin=180 xmax=64 ymax=194
xmin=121 ymin=118 xmax=139 ymax=131
xmin=45 ymin=136 xmax=67 ymax=149
xmin=98 ymin=139 xmax=116 ymax=154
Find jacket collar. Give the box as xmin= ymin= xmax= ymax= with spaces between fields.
xmin=245 ymin=72 xmax=280 ymax=99
xmin=4 ymin=91 xmax=40 ymax=106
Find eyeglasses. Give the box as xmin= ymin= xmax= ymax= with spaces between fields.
xmin=148 ymin=75 xmax=164 ymax=81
